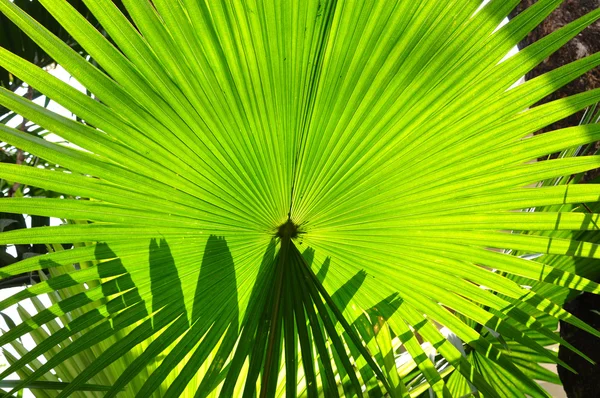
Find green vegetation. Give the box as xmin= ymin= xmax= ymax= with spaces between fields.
xmin=1 ymin=0 xmax=600 ymax=396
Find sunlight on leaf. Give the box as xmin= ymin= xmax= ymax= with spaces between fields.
xmin=1 ymin=0 xmax=600 ymax=397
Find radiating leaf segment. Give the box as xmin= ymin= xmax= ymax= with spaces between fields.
xmin=1 ymin=0 xmax=600 ymax=396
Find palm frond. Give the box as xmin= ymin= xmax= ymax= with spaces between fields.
xmin=1 ymin=1 xmax=600 ymax=396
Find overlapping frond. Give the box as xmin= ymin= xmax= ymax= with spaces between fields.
xmin=1 ymin=0 xmax=600 ymax=396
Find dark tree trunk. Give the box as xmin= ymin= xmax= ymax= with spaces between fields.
xmin=510 ymin=1 xmax=600 ymax=129
xmin=558 ymin=293 xmax=600 ymax=398
xmin=511 ymin=2 xmax=600 ymax=397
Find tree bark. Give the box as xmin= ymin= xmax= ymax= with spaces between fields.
xmin=510 ymin=1 xmax=600 ymax=131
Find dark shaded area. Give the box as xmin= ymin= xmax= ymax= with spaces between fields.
xmin=99 ymin=242 xmax=142 ymax=313
xmin=0 ymin=243 xmax=147 ymax=394
xmin=510 ymin=1 xmax=600 ymax=139
xmin=277 ymin=219 xmax=299 ymax=239
xmin=0 ymin=0 xmax=127 ymax=99
xmin=1 ymin=1 xmax=94 ymax=90
xmin=0 ymin=235 xmax=398 ymax=396
xmin=259 ymin=240 xmax=388 ymax=397
xmin=217 ymin=239 xmax=276 ymax=397
xmin=541 ymin=204 xmax=600 ymax=397
xmin=165 ymin=235 xmax=240 ymax=396
xmin=330 ymin=271 xmax=384 ymax=396
xmin=149 ymin=238 xmax=186 ymax=328
xmin=102 ymin=236 xmax=239 ymax=396
xmin=510 ymin=2 xmax=600 ymax=396
xmin=217 ymin=238 xmax=390 ymax=397
xmin=0 ymin=213 xmax=48 ymax=263
xmin=135 ymin=235 xmax=240 ymax=397
xmin=5 ymin=236 xmax=239 ymax=396
xmin=558 ymin=293 xmax=600 ymax=398
xmin=0 ymin=212 xmax=63 ymax=289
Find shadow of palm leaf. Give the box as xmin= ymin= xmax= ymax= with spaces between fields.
xmin=0 ymin=243 xmax=147 ymax=395
xmin=0 ymin=237 xmax=244 ymax=396
xmin=146 ymin=235 xmax=240 ymax=396
xmin=109 ymin=235 xmax=242 ymax=397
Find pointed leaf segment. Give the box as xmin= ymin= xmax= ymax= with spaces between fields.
xmin=1 ymin=0 xmax=600 ymax=396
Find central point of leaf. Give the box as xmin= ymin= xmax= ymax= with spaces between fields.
xmin=277 ymin=219 xmax=299 ymax=240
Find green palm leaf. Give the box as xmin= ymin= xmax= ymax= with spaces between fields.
xmin=0 ymin=0 xmax=127 ymax=118
xmin=2 ymin=0 xmax=600 ymax=396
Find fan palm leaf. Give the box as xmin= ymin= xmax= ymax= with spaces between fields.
xmin=1 ymin=0 xmax=600 ymax=396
